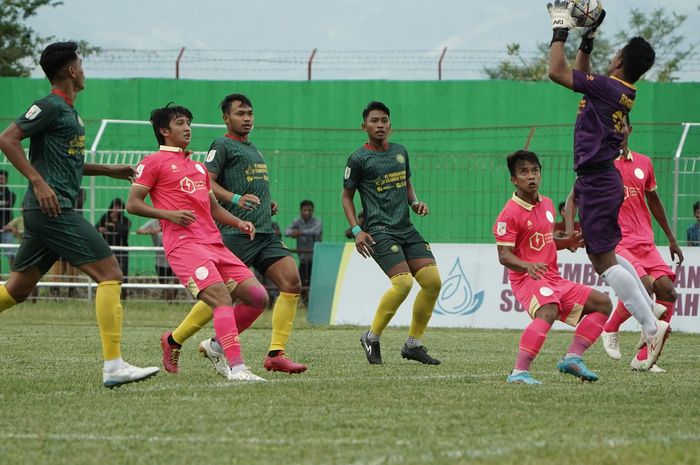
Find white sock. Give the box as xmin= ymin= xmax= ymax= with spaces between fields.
xmin=602 ymin=265 xmax=657 ymax=336
xmin=615 ymin=254 xmax=653 ymax=306
xmin=104 ymin=357 xmax=125 ymax=372
xmin=405 ymin=336 xmax=421 ymax=348
xmin=511 ymin=369 xmax=526 ymax=376
xmin=230 ymin=363 xmax=247 ymax=374
xmin=210 ymin=338 xmax=223 ymax=353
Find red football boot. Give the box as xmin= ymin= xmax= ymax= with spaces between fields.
xmin=160 ymin=332 xmax=181 ymax=374
xmin=263 ymin=351 xmax=307 ymax=374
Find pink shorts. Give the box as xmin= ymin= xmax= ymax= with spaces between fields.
xmin=616 ymin=243 xmax=675 ymax=282
xmin=512 ymin=274 xmax=593 ymax=326
xmin=167 ymin=242 xmax=254 ymax=298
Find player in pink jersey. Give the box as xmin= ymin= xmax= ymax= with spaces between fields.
xmin=126 ymin=103 xmax=269 ymax=382
xmin=600 ymin=117 xmax=684 ymax=372
xmin=494 ymin=150 xmax=611 ymax=385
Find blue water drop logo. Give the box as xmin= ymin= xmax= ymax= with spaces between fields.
xmin=434 ymin=257 xmax=484 ymax=316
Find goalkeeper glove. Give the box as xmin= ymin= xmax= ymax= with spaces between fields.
xmin=547 ymin=0 xmax=575 ymax=44
xmin=579 ymin=9 xmax=606 ymax=54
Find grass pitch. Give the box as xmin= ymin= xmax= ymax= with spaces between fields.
xmin=0 ymin=301 xmax=698 ymax=465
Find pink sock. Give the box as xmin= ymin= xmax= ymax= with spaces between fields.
xmin=235 ymin=283 xmax=268 ymax=333
xmin=603 ymin=301 xmax=632 ymax=333
xmin=568 ymin=312 xmax=607 ymax=356
xmin=636 ymin=300 xmax=674 ymax=361
xmin=514 ymin=318 xmax=551 ymax=371
xmin=213 ymin=306 xmax=243 ymax=366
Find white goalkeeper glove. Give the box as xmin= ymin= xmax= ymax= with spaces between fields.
xmin=547 ymin=0 xmax=576 ymax=30
xmin=580 ymin=9 xmax=606 ymax=53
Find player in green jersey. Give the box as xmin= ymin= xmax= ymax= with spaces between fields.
xmin=342 ymin=101 xmax=442 ymax=365
xmin=0 ymin=42 xmax=159 ymax=388
xmin=160 ymin=93 xmax=307 ymax=375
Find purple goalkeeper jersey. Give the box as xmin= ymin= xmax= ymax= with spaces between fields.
xmin=572 ymin=70 xmax=636 ymax=170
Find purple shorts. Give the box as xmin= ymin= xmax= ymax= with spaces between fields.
xmin=574 ymin=169 xmax=623 ymax=255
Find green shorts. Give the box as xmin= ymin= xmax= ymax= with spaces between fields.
xmin=221 ymin=233 xmax=291 ymax=275
xmin=370 ymin=229 xmax=435 ymax=274
xmin=12 ymin=209 xmax=114 ymax=274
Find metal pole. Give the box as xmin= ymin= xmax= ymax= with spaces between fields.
xmin=524 ymin=127 xmax=536 ymax=150
xmin=176 ymin=47 xmax=185 ymax=79
xmin=438 ymin=47 xmax=448 ymax=80
xmin=307 ymin=48 xmax=317 ymax=81
xmin=672 ymin=122 xmax=691 ymax=236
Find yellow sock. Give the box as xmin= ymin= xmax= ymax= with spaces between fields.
xmin=95 ymin=280 xmax=123 ymax=361
xmin=370 ymin=273 xmax=413 ymax=335
xmin=269 ymin=292 xmax=299 ymax=351
xmin=0 ymin=286 xmax=17 ymax=313
xmin=409 ymin=265 xmax=441 ymax=339
xmin=172 ymin=300 xmax=213 ymax=345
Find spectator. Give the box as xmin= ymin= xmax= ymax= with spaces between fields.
xmin=136 ymin=218 xmax=177 ymax=301
xmin=285 ymin=200 xmax=322 ymax=303
xmin=96 ymin=198 xmax=131 ymax=295
xmin=688 ymin=201 xmax=700 ymax=247
xmin=0 ymin=170 xmax=16 ymax=273
xmin=553 ymin=201 xmax=581 ymax=239
xmin=345 ymin=210 xmax=365 ymax=239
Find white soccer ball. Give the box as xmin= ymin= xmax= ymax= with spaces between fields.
xmin=571 ymin=0 xmax=603 ymax=28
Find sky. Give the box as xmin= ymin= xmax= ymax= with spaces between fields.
xmin=26 ymin=0 xmax=700 ymax=80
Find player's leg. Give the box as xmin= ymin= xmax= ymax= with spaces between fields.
xmin=632 ymin=273 xmax=677 ymax=372
xmin=508 ymin=303 xmax=557 ymax=385
xmin=556 ymin=285 xmax=610 ymax=382
xmin=401 ymin=255 xmax=441 ymax=365
xmin=0 ymin=267 xmax=44 ymax=311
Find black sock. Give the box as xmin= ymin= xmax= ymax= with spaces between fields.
xmin=167 ymin=334 xmax=182 ymax=348
xmin=268 ymin=350 xmax=281 ymax=357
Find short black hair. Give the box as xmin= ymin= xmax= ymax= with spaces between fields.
xmin=362 ymin=101 xmax=390 ymax=121
xmin=300 ymin=200 xmax=314 ymax=209
xmin=694 ymin=201 xmax=700 ymax=213
xmin=621 ymin=37 xmax=655 ymax=83
xmin=507 ymin=150 xmax=541 ymax=177
xmin=40 ymin=41 xmax=79 ymax=82
xmin=149 ymin=103 xmax=193 ymax=146
xmin=220 ymin=94 xmax=252 ymax=114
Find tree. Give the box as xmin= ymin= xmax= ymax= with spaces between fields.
xmin=485 ymin=7 xmax=694 ymax=82
xmin=0 ymin=0 xmax=99 ymax=77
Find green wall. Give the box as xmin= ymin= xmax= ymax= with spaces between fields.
xmin=1 ymin=78 xmax=698 ymax=275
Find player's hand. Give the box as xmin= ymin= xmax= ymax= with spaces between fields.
xmin=109 ymin=164 xmax=137 ymax=181
xmin=271 ymin=201 xmax=279 ymax=216
xmin=669 ymin=240 xmax=684 ymax=266
xmin=525 ymin=262 xmax=548 ymax=280
xmin=547 ymin=0 xmax=575 ymax=30
xmin=581 ymin=8 xmax=605 ymax=39
xmin=355 ymin=231 xmax=376 ymax=258
xmin=33 ymin=178 xmax=60 ymax=217
xmin=237 ymin=193 xmax=260 ymax=211
xmin=564 ymin=230 xmax=585 ymax=252
xmin=237 ymin=220 xmax=256 ymax=239
xmin=411 ymin=201 xmax=429 ymax=216
xmin=167 ymin=210 xmax=196 ymax=227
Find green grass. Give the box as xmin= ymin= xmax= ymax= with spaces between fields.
xmin=1 ymin=301 xmax=698 ymax=465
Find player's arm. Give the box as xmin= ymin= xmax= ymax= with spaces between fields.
xmin=547 ymin=0 xmax=576 ymax=89
xmin=209 ymin=191 xmax=255 ymax=239
xmin=497 ymin=245 xmax=547 ymax=280
xmin=126 ymin=184 xmax=195 ymax=226
xmin=574 ymin=9 xmax=606 ymax=74
xmin=563 ymin=188 xmax=577 ymax=235
xmin=207 ymin=171 xmax=259 ymax=211
xmin=646 ymin=190 xmax=684 ymax=265
xmin=406 ymin=178 xmax=428 ymax=216
xmin=83 ymin=164 xmax=135 ymax=180
xmin=342 ymin=187 xmax=374 ymax=258
xmin=0 ymin=123 xmax=60 ymax=217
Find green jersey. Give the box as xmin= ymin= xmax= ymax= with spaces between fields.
xmin=15 ymin=92 xmax=86 ymax=211
xmin=344 ymin=142 xmax=414 ymax=235
xmin=204 ymin=135 xmax=273 ymax=235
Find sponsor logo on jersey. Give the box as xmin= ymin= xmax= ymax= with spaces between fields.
xmin=206 ymin=150 xmax=216 ymax=162
xmin=344 ymin=166 xmax=351 ymax=180
xmin=497 ymin=222 xmax=507 ymax=236
xmin=195 ymin=163 xmax=206 ymax=175
xmin=25 ymin=105 xmax=42 ymax=120
xmin=396 ymin=154 xmax=405 ymax=164
xmin=135 ymin=164 xmax=145 ymax=179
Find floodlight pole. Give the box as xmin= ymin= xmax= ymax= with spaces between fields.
xmin=176 ymin=47 xmax=186 ymax=79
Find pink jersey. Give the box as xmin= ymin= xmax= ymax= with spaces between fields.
xmin=493 ymin=193 xmax=558 ymax=287
xmin=614 ymin=149 xmax=656 ymax=248
xmin=133 ymin=145 xmax=222 ymax=256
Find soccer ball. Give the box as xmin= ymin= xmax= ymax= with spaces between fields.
xmin=571 ymin=0 xmax=603 ymax=28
